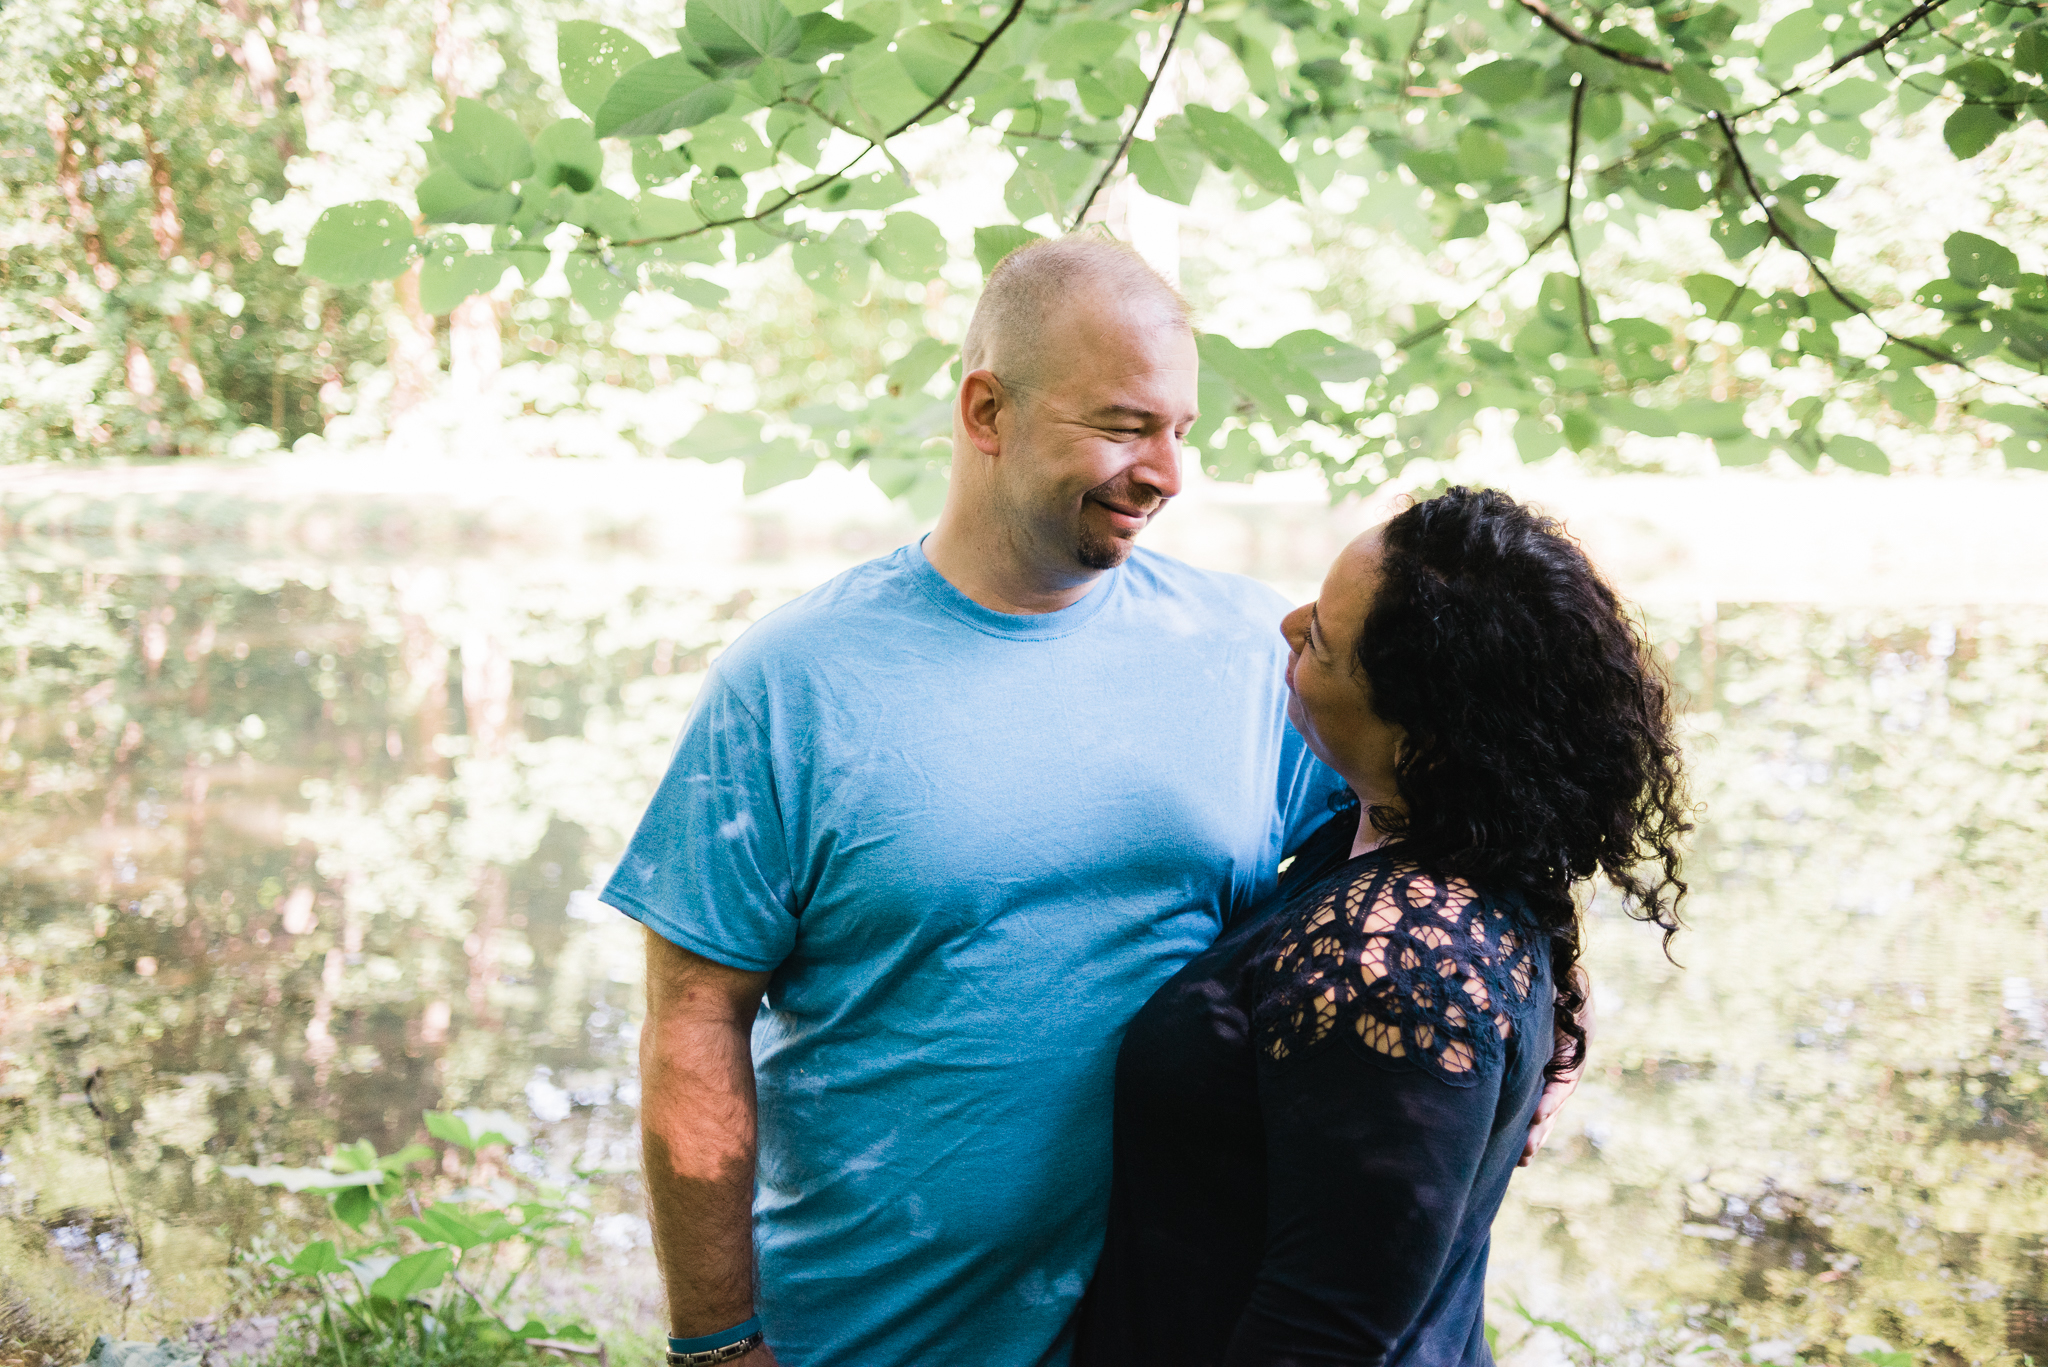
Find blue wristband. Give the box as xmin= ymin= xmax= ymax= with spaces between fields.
xmin=669 ymin=1318 xmax=762 ymax=1355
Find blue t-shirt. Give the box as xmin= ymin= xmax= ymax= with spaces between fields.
xmin=602 ymin=540 xmax=1344 ymax=1367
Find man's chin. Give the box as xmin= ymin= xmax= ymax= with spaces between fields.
xmin=1076 ymin=530 xmax=1136 ymax=571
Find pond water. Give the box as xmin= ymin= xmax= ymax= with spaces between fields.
xmin=3 ymin=519 xmax=2045 ymax=1364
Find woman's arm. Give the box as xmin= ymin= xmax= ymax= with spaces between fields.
xmin=1222 ymin=1046 xmax=1503 ymax=1366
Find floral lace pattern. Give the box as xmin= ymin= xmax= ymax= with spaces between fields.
xmin=1255 ymin=858 xmax=1541 ymax=1085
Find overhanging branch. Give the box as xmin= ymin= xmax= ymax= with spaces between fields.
xmin=1072 ymin=0 xmax=1193 ymax=228
xmin=1515 ymin=0 xmax=1673 ymax=72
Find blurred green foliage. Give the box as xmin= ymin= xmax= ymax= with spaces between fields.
xmin=3 ymin=0 xmax=2046 ymax=490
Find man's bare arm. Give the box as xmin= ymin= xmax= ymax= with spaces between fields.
xmin=641 ymin=928 xmax=779 ymax=1363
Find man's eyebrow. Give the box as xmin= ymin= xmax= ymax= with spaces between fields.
xmin=1083 ymin=403 xmax=1171 ymax=423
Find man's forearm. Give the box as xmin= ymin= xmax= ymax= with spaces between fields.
xmin=640 ymin=928 xmax=775 ymax=1355
xmin=642 ymin=1015 xmax=761 ymax=1336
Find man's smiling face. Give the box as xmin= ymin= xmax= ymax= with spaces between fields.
xmin=990 ymin=297 xmax=1200 ymax=574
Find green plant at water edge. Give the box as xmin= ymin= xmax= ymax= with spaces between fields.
xmin=225 ymin=1109 xmax=603 ymax=1366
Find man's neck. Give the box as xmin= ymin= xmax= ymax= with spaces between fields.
xmin=922 ymin=514 xmax=1106 ymax=616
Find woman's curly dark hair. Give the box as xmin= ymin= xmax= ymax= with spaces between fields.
xmin=1353 ymin=486 xmax=1690 ymax=1079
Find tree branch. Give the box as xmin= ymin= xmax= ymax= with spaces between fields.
xmin=1515 ymin=0 xmax=1673 ymax=72
xmin=1564 ymin=77 xmax=1599 ymax=355
xmin=1072 ymin=0 xmax=1192 ymax=228
xmin=617 ymin=0 xmax=1031 ymax=249
xmin=1710 ymin=111 xmax=1976 ymax=375
xmin=1393 ymin=221 xmax=1568 ymax=350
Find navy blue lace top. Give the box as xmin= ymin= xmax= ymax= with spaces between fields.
xmin=1074 ymin=811 xmax=1555 ymax=1367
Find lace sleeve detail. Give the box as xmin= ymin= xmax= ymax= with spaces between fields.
xmin=1253 ymin=860 xmax=1542 ymax=1086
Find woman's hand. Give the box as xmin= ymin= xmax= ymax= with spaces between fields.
xmin=1519 ymin=967 xmax=1593 ymax=1167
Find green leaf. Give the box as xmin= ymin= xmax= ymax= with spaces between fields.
xmin=2005 ymin=432 xmax=2048 ymax=469
xmin=1460 ymin=59 xmax=1540 ymax=105
xmin=1004 ymin=143 xmax=1096 ymax=221
xmin=794 ymin=13 xmax=875 ymax=62
xmin=1204 ymin=427 xmax=1265 ymax=483
xmin=1456 ymin=127 xmax=1509 ymax=181
xmin=396 ymin=1203 xmax=519 ymax=1251
xmin=745 ymin=438 xmax=820 ymax=493
xmin=1819 ymin=78 xmax=1887 ymax=116
xmin=973 ymin=225 xmax=1044 ymax=276
xmin=561 ymin=187 xmax=640 ymax=241
xmin=566 ymin=256 xmax=631 ymax=319
xmin=1944 ymin=104 xmax=2015 ymax=160
xmin=1671 ymin=61 xmax=1732 ymax=112
xmin=676 ymin=411 xmax=764 ymax=460
xmin=1669 ymin=399 xmax=1750 ymax=438
xmin=887 ymin=337 xmax=954 ymax=396
xmin=1561 ymin=410 xmax=1600 ymax=452
xmin=534 ymin=119 xmax=605 ymax=194
xmin=1977 ymin=403 xmax=2048 ymax=438
xmin=423 ymin=1111 xmax=475 ymax=1149
xmin=1916 ymin=277 xmax=1984 ymax=313
xmin=792 ymin=222 xmax=873 ymax=300
xmin=1946 ymin=231 xmax=2021 ymax=287
xmin=1197 ymin=335 xmax=1294 ymax=421
xmin=370 ymin=1247 xmax=453 ymax=1302
xmin=688 ymin=0 xmax=803 ymax=72
xmin=1947 ymin=57 xmax=2015 ymax=100
xmin=633 ymin=137 xmax=692 ymax=187
xmin=416 ymin=169 xmax=518 ymax=224
xmin=331 ymin=1184 xmax=378 ymax=1231
xmin=1184 ymin=107 xmax=1299 ymax=198
xmin=594 ymin=53 xmax=737 ymax=137
xmin=557 ymin=22 xmax=654 ymax=121
xmin=688 ymin=116 xmax=776 ymax=174
xmin=2016 ymin=25 xmax=2048 ymax=78
xmin=1273 ymin=329 xmax=1379 ymax=382
xmin=820 ymin=170 xmax=917 ymax=211
xmin=301 ymin=201 xmax=416 ymax=285
xmin=1881 ymin=373 xmax=1936 ymax=424
xmin=1037 ymin=19 xmax=1131 ymax=78
xmin=1514 ymin=414 xmax=1564 ymax=463
xmin=1637 ymin=166 xmax=1708 ymax=209
xmin=895 ymin=24 xmax=982 ymax=99
xmin=841 ymin=52 xmax=935 ymax=130
xmin=1761 ymin=7 xmax=1828 ymax=72
xmin=868 ymin=212 xmax=947 ymax=281
xmin=1127 ymin=116 xmax=1205 ymax=205
xmin=691 ymin=171 xmax=748 ymax=220
xmin=633 ymin=192 xmax=709 ymax=241
xmin=431 ymin=98 xmax=535 ymax=190
xmin=284 ymin=1240 xmax=348 ymax=1276
xmin=418 ymin=246 xmax=507 ymax=314
xmin=1826 ymin=434 xmax=1889 ymax=473
xmin=1607 ymin=317 xmax=1676 ymax=381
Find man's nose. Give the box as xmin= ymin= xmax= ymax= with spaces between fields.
xmin=1131 ymin=429 xmax=1185 ymax=501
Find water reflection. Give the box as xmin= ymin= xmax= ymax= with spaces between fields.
xmin=2 ymin=562 xmax=2044 ymax=1363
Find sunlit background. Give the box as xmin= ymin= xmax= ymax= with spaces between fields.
xmin=5 ymin=0 xmax=2048 ymax=1359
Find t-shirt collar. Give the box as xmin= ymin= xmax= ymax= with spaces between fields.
xmin=908 ymin=535 xmax=1123 ymax=640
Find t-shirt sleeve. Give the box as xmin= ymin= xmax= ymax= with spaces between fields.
xmin=599 ymin=669 xmax=798 ymax=972
xmin=1274 ymin=726 xmax=1349 ymax=861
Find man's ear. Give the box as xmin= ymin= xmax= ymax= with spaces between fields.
xmin=959 ymin=369 xmax=1006 ymax=457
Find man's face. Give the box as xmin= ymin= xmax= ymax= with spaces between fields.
xmin=989 ymin=300 xmax=1200 ymax=574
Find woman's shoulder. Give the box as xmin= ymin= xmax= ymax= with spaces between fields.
xmin=1252 ymin=856 xmax=1551 ymax=1086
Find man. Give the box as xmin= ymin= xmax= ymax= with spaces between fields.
xmin=603 ymin=238 xmax=1564 ymax=1367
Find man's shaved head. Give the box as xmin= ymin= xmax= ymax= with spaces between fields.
xmin=961 ymin=236 xmax=1191 ymax=396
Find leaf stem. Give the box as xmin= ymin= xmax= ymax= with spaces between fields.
xmin=1072 ymin=0 xmax=1193 ymax=227
xmin=1513 ymin=0 xmax=1673 ymax=72
xmin=1564 ymin=76 xmax=1599 ymax=355
xmin=1709 ymin=111 xmax=1974 ymax=374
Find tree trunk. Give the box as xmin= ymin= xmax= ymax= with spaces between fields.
xmin=45 ymin=101 xmax=118 ymax=291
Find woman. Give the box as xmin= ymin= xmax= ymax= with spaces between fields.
xmin=1075 ymin=487 xmax=1689 ymax=1366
